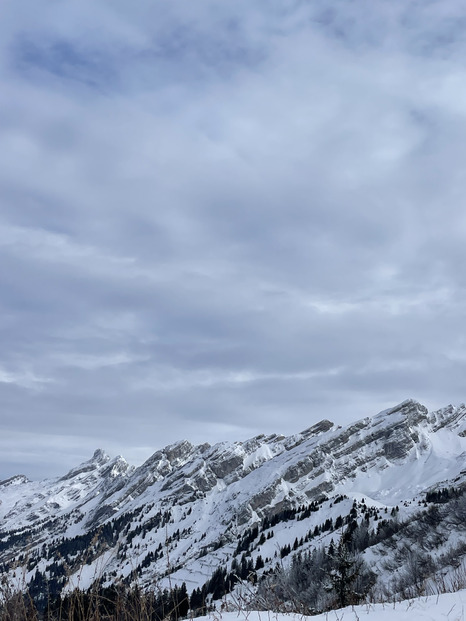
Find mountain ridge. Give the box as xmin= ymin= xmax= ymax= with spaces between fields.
xmin=3 ymin=399 xmax=466 ymax=529
xmin=2 ymin=398 xmax=466 ymax=605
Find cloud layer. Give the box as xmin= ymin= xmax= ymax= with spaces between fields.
xmin=2 ymin=0 xmax=466 ymax=478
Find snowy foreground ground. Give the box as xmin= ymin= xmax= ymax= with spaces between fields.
xmin=201 ymin=591 xmax=466 ymax=621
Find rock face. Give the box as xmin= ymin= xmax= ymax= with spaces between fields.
xmin=0 ymin=399 xmax=466 ymax=594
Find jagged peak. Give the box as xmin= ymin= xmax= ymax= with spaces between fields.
xmin=136 ymin=439 xmax=203 ymax=477
xmin=0 ymin=474 xmax=30 ymax=487
xmin=428 ymin=403 xmax=466 ymax=433
xmin=373 ymin=399 xmax=427 ymax=420
xmin=59 ymin=448 xmax=112 ymax=481
xmin=105 ymin=455 xmax=132 ymax=478
xmin=300 ymin=419 xmax=334 ymax=438
xmin=91 ymin=448 xmax=111 ymax=463
xmin=164 ymin=439 xmax=193 ymax=452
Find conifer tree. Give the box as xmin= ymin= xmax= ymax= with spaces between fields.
xmin=327 ymin=536 xmax=360 ymax=608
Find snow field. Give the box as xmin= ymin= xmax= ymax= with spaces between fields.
xmin=201 ymin=590 xmax=466 ymax=621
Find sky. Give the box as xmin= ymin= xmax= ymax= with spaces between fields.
xmin=2 ymin=0 xmax=466 ymax=480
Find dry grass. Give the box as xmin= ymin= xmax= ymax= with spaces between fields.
xmin=0 ymin=580 xmax=191 ymax=621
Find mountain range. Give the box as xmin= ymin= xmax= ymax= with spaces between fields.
xmin=1 ymin=398 xmax=466 ymax=607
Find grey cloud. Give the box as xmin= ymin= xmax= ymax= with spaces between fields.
xmin=1 ymin=0 xmax=466 ymax=478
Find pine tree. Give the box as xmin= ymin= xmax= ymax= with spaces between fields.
xmin=327 ymin=536 xmax=361 ymax=608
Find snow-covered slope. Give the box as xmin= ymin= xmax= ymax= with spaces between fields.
xmin=201 ymin=590 xmax=466 ymax=621
xmin=1 ymin=399 xmax=466 ymax=602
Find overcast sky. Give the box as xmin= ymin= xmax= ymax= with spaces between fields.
xmin=2 ymin=0 xmax=466 ymax=479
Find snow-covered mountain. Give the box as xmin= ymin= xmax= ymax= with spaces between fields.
xmin=2 ymin=399 xmax=466 ymax=605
